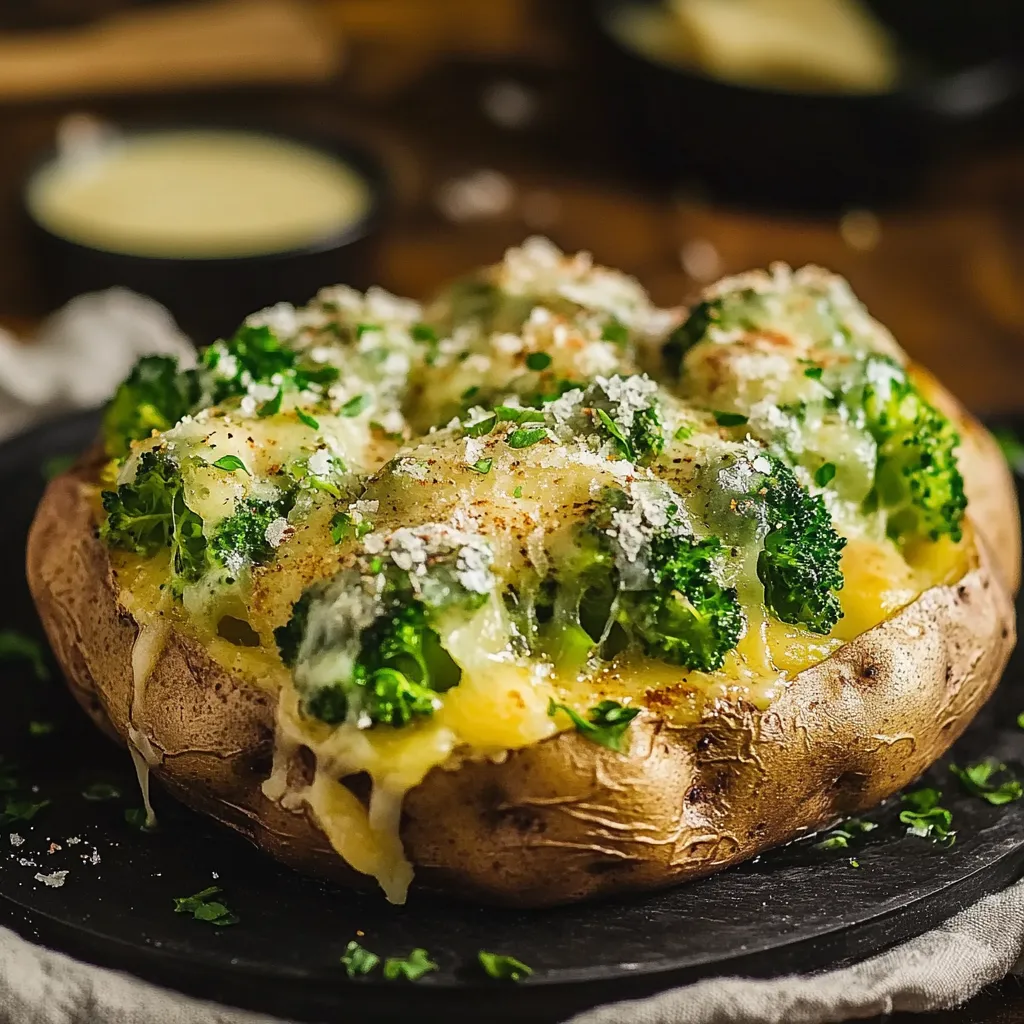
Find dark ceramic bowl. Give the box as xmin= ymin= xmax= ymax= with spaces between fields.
xmin=25 ymin=127 xmax=388 ymax=346
xmin=592 ymin=0 xmax=1024 ymax=210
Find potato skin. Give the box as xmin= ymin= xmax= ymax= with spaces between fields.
xmin=26 ymin=407 xmax=1019 ymax=907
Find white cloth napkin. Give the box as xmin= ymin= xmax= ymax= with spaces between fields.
xmin=0 ymin=289 xmax=193 ymax=443
xmin=1 ymin=292 xmax=1019 ymax=1023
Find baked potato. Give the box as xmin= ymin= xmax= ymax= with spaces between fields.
xmin=27 ymin=240 xmax=1018 ymax=907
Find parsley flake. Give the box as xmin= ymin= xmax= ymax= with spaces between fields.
xmin=469 ymin=459 xmax=493 ymax=475
xmin=296 ymin=408 xmax=320 ymax=430
xmin=82 ymin=782 xmax=121 ymax=802
xmin=601 ymin=318 xmax=630 ymax=346
xmin=951 ymin=760 xmax=1024 ymax=806
xmin=547 ymin=699 xmax=640 ymax=753
xmin=713 ymin=411 xmax=749 ymax=427
xmin=513 ymin=485 xmax=523 ymax=498
xmin=383 ymin=948 xmax=437 ymax=982
xmin=507 ymin=427 xmax=547 ymax=450
xmin=814 ymin=462 xmax=837 ymax=487
xmin=1 ymin=798 xmax=50 ymax=824
xmin=341 ymin=940 xmax=380 ymax=977
xmin=465 ymin=414 xmax=497 ymax=438
xmin=28 ymin=721 xmax=54 ymax=737
xmin=899 ymin=788 xmax=955 ymax=845
xmin=674 ymin=425 xmax=693 ymax=441
xmin=341 ymin=394 xmax=370 ymax=418
xmin=804 ymin=366 xmax=824 ymax=380
xmin=257 ymin=389 xmax=283 ymax=418
xmin=526 ymin=352 xmax=552 ymax=371
xmin=479 ymin=951 xmax=533 ymax=982
xmin=595 ymin=408 xmax=633 ymax=459
xmin=211 ymin=455 xmax=248 ymax=475
xmin=0 ymin=631 xmax=49 ymax=681
xmin=173 ymin=886 xmax=238 ymax=926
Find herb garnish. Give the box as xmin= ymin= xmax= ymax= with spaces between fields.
xmin=951 ymin=761 xmax=1024 ymax=806
xmin=296 ymin=408 xmax=320 ymax=430
xmin=506 ymin=427 xmax=547 ymax=450
xmin=173 ymin=886 xmax=238 ymax=926
xmin=469 ymin=459 xmax=493 ymax=475
xmin=525 ymin=352 xmax=552 ymax=371
xmin=674 ymin=425 xmax=693 ymax=441
xmin=125 ymin=808 xmax=157 ymax=831
xmin=601 ymin=318 xmax=630 ymax=346
xmin=814 ymin=818 xmax=876 ymax=850
xmin=547 ymin=699 xmax=640 ymax=753
xmin=341 ymin=394 xmax=370 ymax=418
xmin=478 ymin=951 xmax=533 ymax=982
xmin=211 ymin=455 xmax=248 ymax=475
xmin=330 ymin=511 xmax=372 ymax=545
xmin=28 ymin=721 xmax=54 ymax=737
xmin=1 ymin=799 xmax=50 ymax=824
xmin=82 ymin=782 xmax=121 ymax=802
xmin=814 ymin=462 xmax=837 ymax=487
xmin=513 ymin=485 xmax=523 ymax=498
xmin=257 ymin=388 xmax=283 ymax=418
xmin=899 ymin=788 xmax=955 ymax=845
xmin=804 ymin=366 xmax=824 ymax=380
xmin=713 ymin=411 xmax=748 ymax=427
xmin=341 ymin=940 xmax=380 ymax=978
xmin=0 ymin=631 xmax=49 ymax=681
xmin=595 ymin=408 xmax=632 ymax=459
xmin=383 ymin=948 xmax=437 ymax=981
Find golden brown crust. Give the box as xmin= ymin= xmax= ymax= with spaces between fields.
xmin=26 ymin=409 xmax=1019 ymax=907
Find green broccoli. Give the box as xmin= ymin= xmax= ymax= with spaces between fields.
xmin=620 ymin=532 xmax=744 ymax=671
xmin=856 ymin=359 xmax=966 ymax=545
xmin=102 ymin=451 xmax=292 ymax=593
xmin=732 ymin=456 xmax=846 ymax=634
xmin=101 ymin=451 xmax=206 ymax=586
xmin=102 ymin=356 xmax=203 ymax=460
xmin=277 ymin=540 xmax=491 ymax=728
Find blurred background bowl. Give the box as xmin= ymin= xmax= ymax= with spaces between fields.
xmin=594 ymin=0 xmax=1024 ymax=210
xmin=24 ymin=122 xmax=388 ymax=345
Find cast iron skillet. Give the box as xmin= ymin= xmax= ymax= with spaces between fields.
xmin=592 ymin=0 xmax=1024 ymax=210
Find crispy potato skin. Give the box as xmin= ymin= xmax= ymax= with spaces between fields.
xmin=26 ymin=404 xmax=1019 ymax=907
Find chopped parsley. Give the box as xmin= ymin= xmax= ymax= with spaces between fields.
xmin=41 ymin=453 xmax=76 ymax=480
xmin=383 ymin=948 xmax=437 ymax=982
xmin=674 ymin=425 xmax=693 ymax=441
xmin=465 ymin=414 xmax=497 ymax=438
xmin=804 ymin=366 xmax=824 ymax=380
xmin=950 ymin=760 xmax=1023 ymax=806
xmin=601 ymin=318 xmax=630 ymax=346
xmin=172 ymin=886 xmax=238 ymax=926
xmin=469 ymin=459 xmax=493 ymax=475
xmin=478 ymin=951 xmax=533 ymax=982
xmin=211 ymin=455 xmax=248 ymax=475
xmin=496 ymin=406 xmax=545 ymax=425
xmin=411 ymin=323 xmax=438 ymax=344
xmin=461 ymin=385 xmax=480 ymax=402
xmin=899 ymin=788 xmax=955 ymax=845
xmin=815 ymin=830 xmax=852 ymax=850
xmin=330 ymin=511 xmax=373 ymax=545
xmin=547 ymin=699 xmax=640 ymax=753
xmin=525 ymin=352 xmax=552 ymax=371
xmin=0 ymin=631 xmax=49 ymax=682
xmin=1 ymin=798 xmax=50 ymax=824
xmin=296 ymin=408 xmax=320 ymax=430
xmin=513 ymin=485 xmax=523 ymax=498
xmin=595 ymin=408 xmax=633 ymax=459
xmin=506 ymin=427 xmax=547 ymax=450
xmin=341 ymin=940 xmax=380 ymax=977
xmin=713 ymin=411 xmax=749 ymax=427
xmin=341 ymin=394 xmax=370 ymax=418
xmin=82 ymin=782 xmax=121 ymax=802
xmin=814 ymin=462 xmax=837 ymax=487
xmin=257 ymin=389 xmax=283 ymax=418
xmin=28 ymin=721 xmax=54 ymax=737
xmin=124 ymin=808 xmax=157 ymax=831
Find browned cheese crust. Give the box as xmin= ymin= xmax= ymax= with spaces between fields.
xmin=26 ymin=406 xmax=1020 ymax=907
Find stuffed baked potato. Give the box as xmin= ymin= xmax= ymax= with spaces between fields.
xmin=28 ymin=240 xmax=1019 ymax=906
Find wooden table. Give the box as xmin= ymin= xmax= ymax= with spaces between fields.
xmin=0 ymin=11 xmax=1022 ymax=1021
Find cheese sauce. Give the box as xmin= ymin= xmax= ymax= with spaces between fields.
xmin=28 ymin=130 xmax=372 ymax=259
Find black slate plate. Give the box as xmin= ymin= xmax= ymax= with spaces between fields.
xmin=1 ymin=411 xmax=1023 ymax=1024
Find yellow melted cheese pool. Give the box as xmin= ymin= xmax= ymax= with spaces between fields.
xmin=28 ymin=130 xmax=372 ymax=259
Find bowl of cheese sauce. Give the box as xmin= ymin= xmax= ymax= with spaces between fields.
xmin=26 ymin=127 xmax=386 ymax=344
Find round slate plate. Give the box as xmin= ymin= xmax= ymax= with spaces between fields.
xmin=1 ymin=411 xmax=1023 ymax=1024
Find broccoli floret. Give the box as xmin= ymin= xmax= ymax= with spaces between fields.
xmin=102 ymin=452 xmax=292 ymax=593
xmin=621 ymin=532 xmax=744 ymax=672
xmin=101 ymin=451 xmax=206 ymax=586
xmin=745 ymin=457 xmax=846 ymax=634
xmin=102 ymin=356 xmax=203 ymax=460
xmin=209 ymin=496 xmax=290 ymax=572
xmin=857 ymin=360 xmax=966 ymax=545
